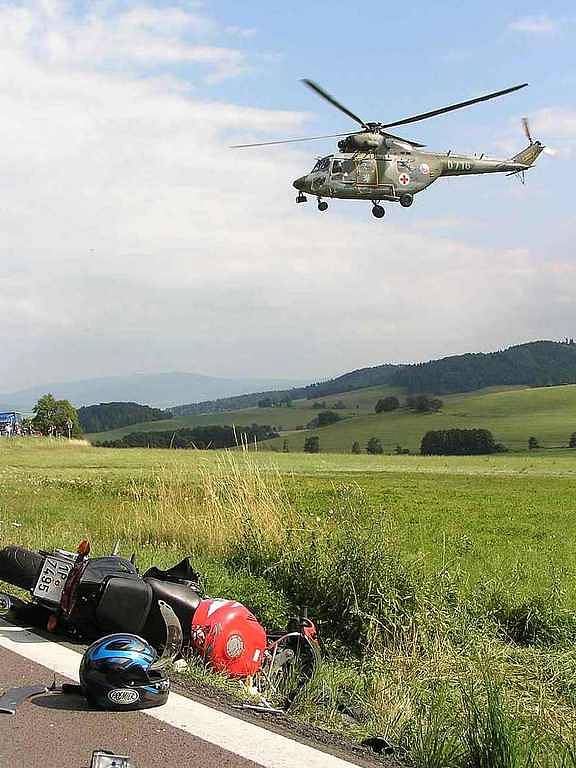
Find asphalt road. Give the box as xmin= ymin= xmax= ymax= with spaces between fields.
xmin=0 ymin=645 xmax=261 ymax=768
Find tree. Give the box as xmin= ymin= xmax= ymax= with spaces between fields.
xmin=101 ymin=424 xmax=279 ymax=449
xmin=32 ymin=394 xmax=82 ymax=438
xmin=406 ymin=395 xmax=443 ymax=413
xmin=332 ymin=400 xmax=347 ymax=410
xmin=308 ymin=410 xmax=343 ymax=429
xmin=421 ymin=429 xmax=501 ymax=456
xmin=528 ymin=436 xmax=539 ymax=450
xmin=32 ymin=394 xmax=58 ymax=434
xmin=282 ymin=439 xmax=290 ymax=453
xmin=366 ymin=437 xmax=383 ymax=455
xmin=351 ymin=441 xmax=362 ymax=454
xmin=78 ymin=402 xmax=168 ymax=433
xmin=569 ymin=433 xmax=576 ymax=449
xmin=304 ymin=436 xmax=320 ymax=453
xmin=375 ymin=396 xmax=400 ymax=413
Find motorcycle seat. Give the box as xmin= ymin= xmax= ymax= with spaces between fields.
xmin=143 ymin=578 xmax=202 ymax=644
xmin=145 ymin=578 xmax=202 ymax=615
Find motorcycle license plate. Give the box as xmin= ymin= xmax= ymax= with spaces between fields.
xmin=32 ymin=556 xmax=74 ymax=605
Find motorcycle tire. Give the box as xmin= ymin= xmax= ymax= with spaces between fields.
xmin=0 ymin=546 xmax=44 ymax=590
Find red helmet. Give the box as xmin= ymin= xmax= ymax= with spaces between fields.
xmin=190 ymin=599 xmax=267 ymax=678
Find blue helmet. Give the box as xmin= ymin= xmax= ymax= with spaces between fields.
xmin=79 ymin=633 xmax=170 ymax=710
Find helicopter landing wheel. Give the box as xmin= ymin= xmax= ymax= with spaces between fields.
xmin=400 ymin=193 xmax=413 ymax=208
xmin=296 ymin=192 xmax=308 ymax=204
xmin=371 ymin=204 xmax=385 ymax=219
xmin=317 ymin=200 xmax=328 ymax=212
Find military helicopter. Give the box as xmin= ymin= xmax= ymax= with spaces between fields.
xmin=232 ymin=80 xmax=545 ymax=218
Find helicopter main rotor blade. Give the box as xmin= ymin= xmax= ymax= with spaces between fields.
xmin=381 ymin=83 xmax=529 ymax=130
xmin=302 ymin=79 xmax=368 ymax=129
xmin=230 ymin=131 xmax=359 ymax=148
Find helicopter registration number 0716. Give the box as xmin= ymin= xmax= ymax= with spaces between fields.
xmin=446 ymin=160 xmax=472 ymax=171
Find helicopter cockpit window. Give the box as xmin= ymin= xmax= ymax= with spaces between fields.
xmin=331 ymin=160 xmax=343 ymax=177
xmin=312 ymin=157 xmax=331 ymax=173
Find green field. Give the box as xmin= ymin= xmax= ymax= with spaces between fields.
xmin=1 ymin=439 xmax=576 ymax=764
xmin=273 ymin=383 xmax=576 ymax=453
xmin=87 ymin=383 xmax=576 ymax=455
xmin=86 ymin=385 xmax=403 ymax=443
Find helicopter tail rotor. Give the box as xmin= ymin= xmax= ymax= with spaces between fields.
xmin=521 ymin=118 xmax=559 ymax=156
xmin=508 ymin=119 xmax=547 ymax=179
xmin=521 ymin=116 xmax=533 ymax=144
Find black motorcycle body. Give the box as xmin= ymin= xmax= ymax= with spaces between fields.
xmin=0 ymin=545 xmax=202 ymax=649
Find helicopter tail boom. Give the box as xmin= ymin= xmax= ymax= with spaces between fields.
xmin=510 ymin=141 xmax=545 ymax=168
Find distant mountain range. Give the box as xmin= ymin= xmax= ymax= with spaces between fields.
xmin=172 ymin=340 xmax=576 ymax=415
xmin=0 ymin=372 xmax=305 ymax=412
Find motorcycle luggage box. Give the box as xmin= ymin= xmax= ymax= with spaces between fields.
xmin=67 ymin=557 xmax=148 ymax=639
xmin=95 ymin=576 xmax=153 ymax=635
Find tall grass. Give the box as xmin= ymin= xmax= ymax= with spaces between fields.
xmin=101 ymin=452 xmax=297 ymax=555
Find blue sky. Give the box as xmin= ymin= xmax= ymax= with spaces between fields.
xmin=208 ymin=1 xmax=575 ymax=247
xmin=0 ymin=0 xmax=574 ymax=392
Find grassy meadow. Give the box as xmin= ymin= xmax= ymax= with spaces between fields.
xmin=1 ymin=438 xmax=576 ymax=765
xmin=87 ymin=383 xmax=576 ymax=456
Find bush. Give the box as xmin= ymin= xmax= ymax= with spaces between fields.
xmin=308 ymin=410 xmax=343 ymax=428
xmin=304 ymin=436 xmax=320 ymax=453
xmin=395 ymin=445 xmax=410 ymax=455
xmin=366 ymin=437 xmax=383 ymax=455
xmin=78 ymin=402 xmax=168 ymax=433
xmin=569 ymin=433 xmax=576 ymax=448
xmin=375 ymin=396 xmax=400 ymax=413
xmin=406 ymin=395 xmax=443 ymax=413
xmin=421 ymin=429 xmax=501 ymax=456
xmin=100 ymin=424 xmax=279 ymax=449
xmin=528 ymin=436 xmax=539 ymax=450
xmin=230 ymin=517 xmax=418 ymax=651
xmin=351 ymin=441 xmax=362 ymax=454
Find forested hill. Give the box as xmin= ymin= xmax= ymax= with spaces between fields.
xmin=78 ymin=402 xmax=171 ymax=433
xmin=172 ymin=341 xmax=576 ymax=415
xmin=392 ymin=341 xmax=576 ymax=394
xmin=171 ymin=364 xmax=398 ymax=416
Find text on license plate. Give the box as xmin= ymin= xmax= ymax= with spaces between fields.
xmin=33 ymin=557 xmax=74 ymax=603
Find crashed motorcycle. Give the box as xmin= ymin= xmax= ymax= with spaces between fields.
xmin=0 ymin=541 xmax=320 ymax=705
xmin=0 ymin=541 xmax=201 ymax=648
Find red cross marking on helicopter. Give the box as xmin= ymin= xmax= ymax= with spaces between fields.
xmin=399 ymin=173 xmax=410 ymax=185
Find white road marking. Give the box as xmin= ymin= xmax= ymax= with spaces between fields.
xmin=0 ymin=620 xmax=361 ymax=768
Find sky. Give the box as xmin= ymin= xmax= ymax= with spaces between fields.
xmin=1 ymin=0 xmax=575 ymax=392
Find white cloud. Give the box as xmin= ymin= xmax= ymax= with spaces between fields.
xmin=0 ymin=1 xmax=574 ymax=393
xmin=0 ymin=1 xmax=250 ymax=81
xmin=495 ymin=108 xmax=576 ymax=158
xmin=508 ymin=15 xmax=558 ymax=34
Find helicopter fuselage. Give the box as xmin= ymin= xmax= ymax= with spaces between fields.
xmin=293 ymin=148 xmax=531 ymax=204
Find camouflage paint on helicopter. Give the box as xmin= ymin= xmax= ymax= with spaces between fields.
xmin=233 ymin=80 xmax=545 ymax=219
xmin=292 ymin=142 xmax=544 ymax=205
